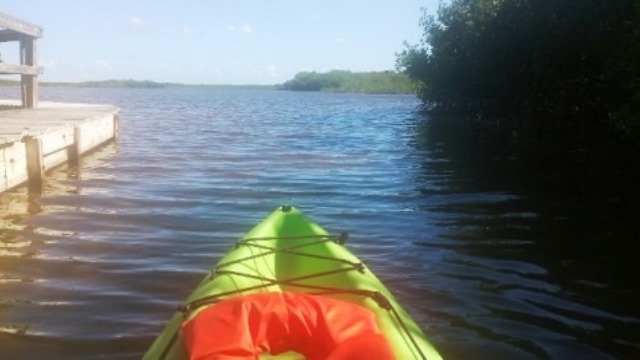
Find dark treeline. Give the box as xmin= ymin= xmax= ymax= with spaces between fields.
xmin=397 ymin=0 xmax=640 ymax=154
xmin=278 ymin=70 xmax=415 ymax=94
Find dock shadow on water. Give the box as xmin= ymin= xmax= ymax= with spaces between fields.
xmin=408 ymin=114 xmax=640 ymax=359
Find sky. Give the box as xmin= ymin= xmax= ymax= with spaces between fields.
xmin=0 ymin=1 xmax=440 ymax=85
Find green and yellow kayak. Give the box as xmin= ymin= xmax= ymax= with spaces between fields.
xmin=144 ymin=205 xmax=441 ymax=360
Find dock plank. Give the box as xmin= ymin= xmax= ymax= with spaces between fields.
xmin=0 ymin=100 xmax=118 ymax=139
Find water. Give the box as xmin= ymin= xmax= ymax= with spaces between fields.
xmin=0 ymin=87 xmax=638 ymax=359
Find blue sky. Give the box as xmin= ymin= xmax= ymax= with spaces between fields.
xmin=1 ymin=1 xmax=439 ymax=84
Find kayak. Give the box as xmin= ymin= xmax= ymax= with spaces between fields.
xmin=143 ymin=205 xmax=442 ymax=360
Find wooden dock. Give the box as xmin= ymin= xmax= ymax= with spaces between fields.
xmin=1 ymin=12 xmax=119 ymax=194
xmin=0 ymin=100 xmax=119 ymax=193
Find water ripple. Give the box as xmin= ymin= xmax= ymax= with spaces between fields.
xmin=0 ymin=88 xmax=637 ymax=359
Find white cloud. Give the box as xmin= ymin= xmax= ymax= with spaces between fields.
xmin=336 ymin=37 xmax=350 ymax=45
xmin=265 ymin=65 xmax=277 ymax=78
xmin=94 ymin=59 xmax=113 ymax=72
xmin=227 ymin=23 xmax=254 ymax=34
xmin=182 ymin=26 xmax=194 ymax=35
xmin=40 ymin=58 xmax=57 ymax=69
xmin=240 ymin=24 xmax=253 ymax=34
xmin=250 ymin=65 xmax=278 ymax=80
xmin=130 ymin=16 xmax=146 ymax=28
xmin=160 ymin=63 xmax=180 ymax=70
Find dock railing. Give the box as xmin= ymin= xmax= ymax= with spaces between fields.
xmin=0 ymin=11 xmax=43 ymax=109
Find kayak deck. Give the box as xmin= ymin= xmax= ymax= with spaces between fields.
xmin=143 ymin=206 xmax=441 ymax=360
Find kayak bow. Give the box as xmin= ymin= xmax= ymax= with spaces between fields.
xmin=143 ymin=205 xmax=441 ymax=360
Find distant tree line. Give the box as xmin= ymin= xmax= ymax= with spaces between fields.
xmin=0 ymin=79 xmax=20 ymax=86
xmin=279 ymin=70 xmax=415 ymax=94
xmin=59 ymin=79 xmax=166 ymax=88
xmin=0 ymin=78 xmax=276 ymax=90
xmin=397 ymin=0 xmax=640 ymax=151
xmin=0 ymin=79 xmax=166 ymax=88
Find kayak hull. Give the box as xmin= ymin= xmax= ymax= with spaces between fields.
xmin=143 ymin=206 xmax=441 ymax=360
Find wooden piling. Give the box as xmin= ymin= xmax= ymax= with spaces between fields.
xmin=68 ymin=126 xmax=81 ymax=167
xmin=24 ymin=135 xmax=43 ymax=192
xmin=20 ymin=36 xmax=38 ymax=108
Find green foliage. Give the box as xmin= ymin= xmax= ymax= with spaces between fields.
xmin=397 ymin=0 xmax=640 ymax=149
xmin=279 ymin=70 xmax=415 ymax=94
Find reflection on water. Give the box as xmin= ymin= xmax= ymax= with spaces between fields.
xmin=0 ymin=87 xmax=638 ymax=359
xmin=408 ymin=116 xmax=640 ymax=359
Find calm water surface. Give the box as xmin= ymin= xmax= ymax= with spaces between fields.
xmin=0 ymin=87 xmax=638 ymax=359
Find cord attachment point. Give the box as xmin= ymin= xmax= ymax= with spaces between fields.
xmin=336 ymin=232 xmax=349 ymax=244
xmin=370 ymin=291 xmax=392 ymax=310
xmin=209 ymin=267 xmax=218 ymax=280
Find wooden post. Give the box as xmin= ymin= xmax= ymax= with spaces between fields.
xmin=113 ymin=113 xmax=120 ymax=140
xmin=68 ymin=125 xmax=81 ymax=167
xmin=24 ymin=135 xmax=43 ymax=192
xmin=20 ymin=35 xmax=38 ymax=108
